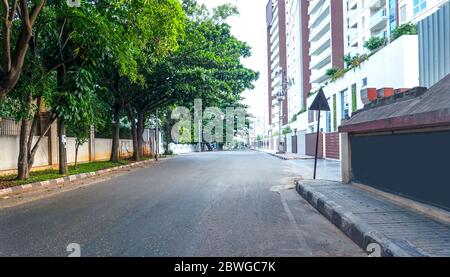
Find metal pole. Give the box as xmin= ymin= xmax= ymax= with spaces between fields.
xmin=155 ymin=109 xmax=159 ymax=161
xmin=278 ymin=99 xmax=282 ymax=153
xmin=313 ymin=110 xmax=321 ymax=179
xmin=198 ymin=117 xmax=202 ymax=152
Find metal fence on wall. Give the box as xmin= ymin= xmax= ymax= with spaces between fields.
xmin=0 ymin=118 xmax=21 ymax=136
xmin=418 ymin=1 xmax=450 ymax=88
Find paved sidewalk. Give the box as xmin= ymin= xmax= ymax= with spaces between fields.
xmin=256 ymin=149 xmax=314 ymax=160
xmin=296 ymin=179 xmax=450 ymax=257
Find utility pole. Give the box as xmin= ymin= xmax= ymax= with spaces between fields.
xmin=155 ymin=109 xmax=159 ymax=161
xmin=198 ymin=117 xmax=202 ymax=153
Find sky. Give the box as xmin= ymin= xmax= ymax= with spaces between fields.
xmin=197 ymin=0 xmax=268 ymax=125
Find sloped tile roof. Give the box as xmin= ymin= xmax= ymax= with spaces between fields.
xmin=339 ymin=74 xmax=450 ymax=133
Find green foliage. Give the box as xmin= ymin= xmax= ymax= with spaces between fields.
xmin=290 ymin=107 xmax=307 ymax=123
xmin=392 ymin=23 xmax=417 ymax=40
xmin=326 ymin=67 xmax=347 ymax=81
xmin=0 ymin=160 xmax=132 ymax=188
xmin=145 ymin=1 xmax=258 ymax=145
xmin=332 ymin=95 xmax=337 ymax=131
xmin=364 ymin=36 xmax=386 ymax=52
xmin=282 ymin=126 xmax=292 ymax=135
xmin=350 ymin=53 xmax=368 ymax=68
xmin=326 ymin=68 xmax=339 ymax=78
xmin=343 ymin=54 xmax=353 ymax=68
xmin=351 ymin=84 xmax=357 ymax=112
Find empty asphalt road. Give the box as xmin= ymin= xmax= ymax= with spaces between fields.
xmin=0 ymin=151 xmax=364 ymax=257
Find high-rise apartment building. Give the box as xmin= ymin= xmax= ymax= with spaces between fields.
xmin=308 ymin=0 xmax=345 ymax=92
xmin=266 ymin=0 xmax=288 ymax=135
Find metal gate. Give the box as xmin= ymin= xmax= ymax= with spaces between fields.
xmin=291 ymin=135 xmax=298 ymax=153
xmin=305 ymin=133 xmax=323 ymax=158
xmin=351 ymin=130 xmax=450 ymax=211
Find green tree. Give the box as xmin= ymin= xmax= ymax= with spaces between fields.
xmin=141 ymin=0 xmax=258 ymax=152
xmin=0 ymin=0 xmax=47 ymax=100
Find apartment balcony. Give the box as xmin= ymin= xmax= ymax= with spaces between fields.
xmin=347 ymin=28 xmax=358 ymax=46
xmin=309 ymin=13 xmax=330 ymax=42
xmin=310 ymin=47 xmax=331 ymax=70
xmin=368 ymin=0 xmax=386 ymax=11
xmin=308 ymin=4 xmax=330 ymax=29
xmin=369 ymin=8 xmax=388 ymax=32
xmin=270 ymin=39 xmax=279 ymax=54
xmin=310 ymin=67 xmax=329 ymax=85
xmin=348 ymin=11 xmax=358 ymax=29
xmin=310 ymin=33 xmax=330 ymax=56
xmin=348 ymin=0 xmax=358 ymax=10
xmin=308 ymin=0 xmax=326 ymax=16
xmin=372 ymin=29 xmax=388 ymax=40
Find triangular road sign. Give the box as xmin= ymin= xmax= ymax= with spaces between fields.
xmin=309 ymin=88 xmax=330 ymax=111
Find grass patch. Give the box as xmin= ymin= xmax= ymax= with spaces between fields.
xmin=0 ymin=159 xmax=146 ymax=189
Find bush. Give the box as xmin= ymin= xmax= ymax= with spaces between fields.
xmin=326 ymin=67 xmax=339 ymax=78
xmin=350 ymin=53 xmax=368 ymax=68
xmin=326 ymin=67 xmax=347 ymax=81
xmin=164 ymin=150 xmax=174 ymax=155
xmin=282 ymin=126 xmax=292 ymax=135
xmin=392 ymin=23 xmax=417 ymax=40
xmin=343 ymin=54 xmax=353 ymax=68
xmin=364 ymin=36 xmax=386 ymax=52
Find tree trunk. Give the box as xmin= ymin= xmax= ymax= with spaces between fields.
xmin=127 ymin=106 xmax=140 ymax=161
xmin=74 ymin=141 xmax=79 ymax=169
xmin=58 ymin=119 xmax=68 ymax=175
xmin=163 ymin=112 xmax=172 ymax=154
xmin=110 ymin=105 xmax=121 ymax=163
xmin=17 ymin=119 xmax=32 ymax=180
xmin=155 ymin=109 xmax=159 ymax=161
xmin=137 ymin=110 xmax=145 ymax=158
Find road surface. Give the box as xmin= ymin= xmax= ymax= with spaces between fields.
xmin=0 ymin=151 xmax=364 ymax=257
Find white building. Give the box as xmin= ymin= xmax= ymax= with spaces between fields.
xmin=344 ymin=0 xmax=449 ymax=56
xmin=267 ymin=0 xmax=284 ymax=137
xmin=285 ymin=0 xmax=304 ymax=117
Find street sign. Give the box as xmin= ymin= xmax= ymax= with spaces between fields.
xmin=309 ymin=89 xmax=330 ymax=179
xmin=309 ymin=88 xmax=330 ymax=111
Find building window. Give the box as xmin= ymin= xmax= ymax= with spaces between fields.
xmin=399 ymin=5 xmax=407 ymax=23
xmin=362 ymin=77 xmax=368 ymax=87
xmin=414 ymin=0 xmax=427 ymax=14
xmin=341 ymin=90 xmax=349 ymax=120
xmin=389 ymin=0 xmax=397 ymax=31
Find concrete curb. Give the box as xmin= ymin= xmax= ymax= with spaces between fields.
xmin=0 ymin=159 xmax=157 ymax=198
xmin=255 ymin=149 xmax=313 ymax=161
xmin=295 ymin=180 xmax=432 ymax=257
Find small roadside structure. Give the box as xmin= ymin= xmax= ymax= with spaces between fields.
xmin=339 ymin=74 xmax=450 ymax=212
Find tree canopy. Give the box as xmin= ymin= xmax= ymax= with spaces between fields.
xmin=0 ymin=0 xmax=258 ymax=180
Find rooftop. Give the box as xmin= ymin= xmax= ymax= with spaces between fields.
xmin=339 ymin=73 xmax=450 ymax=133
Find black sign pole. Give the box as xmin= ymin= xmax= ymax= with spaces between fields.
xmin=313 ymin=110 xmax=321 ymax=180
xmin=309 ymin=88 xmax=329 ymax=180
